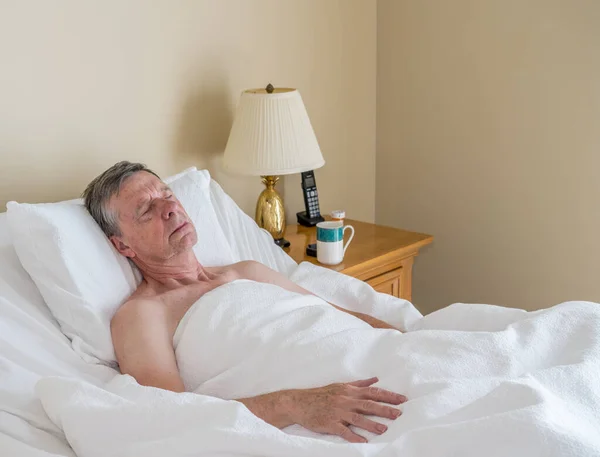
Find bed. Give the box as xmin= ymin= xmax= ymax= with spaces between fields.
xmin=1 ymin=169 xmax=599 ymax=457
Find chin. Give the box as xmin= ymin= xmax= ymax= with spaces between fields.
xmin=187 ymin=233 xmax=199 ymax=249
xmin=179 ymin=230 xmax=198 ymax=250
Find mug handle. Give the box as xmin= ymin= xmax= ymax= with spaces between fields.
xmin=342 ymin=225 xmax=355 ymax=255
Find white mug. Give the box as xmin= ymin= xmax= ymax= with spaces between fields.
xmin=316 ymin=221 xmax=355 ymax=265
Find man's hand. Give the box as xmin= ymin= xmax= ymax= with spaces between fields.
xmin=283 ymin=377 xmax=405 ymax=443
xmin=238 ymin=377 xmax=405 ymax=443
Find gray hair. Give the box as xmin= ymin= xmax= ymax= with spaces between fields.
xmin=82 ymin=161 xmax=160 ymax=237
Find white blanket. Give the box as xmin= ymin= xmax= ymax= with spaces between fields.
xmin=37 ymin=278 xmax=600 ymax=456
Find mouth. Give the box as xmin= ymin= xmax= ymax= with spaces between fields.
xmin=171 ymin=221 xmax=188 ymax=235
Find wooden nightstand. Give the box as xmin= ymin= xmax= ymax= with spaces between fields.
xmin=284 ymin=219 xmax=433 ymax=301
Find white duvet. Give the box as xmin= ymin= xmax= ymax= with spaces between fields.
xmin=36 ymin=271 xmax=600 ymax=457
xmin=4 ymin=172 xmax=600 ymax=456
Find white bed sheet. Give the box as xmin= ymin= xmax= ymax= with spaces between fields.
xmin=3 ymin=172 xmax=598 ymax=456
xmin=0 ymin=172 xmax=316 ymax=457
xmin=0 ymin=213 xmax=118 ymax=456
xmin=0 ymin=173 xmax=421 ymax=456
xmin=37 ymin=291 xmax=600 ymax=457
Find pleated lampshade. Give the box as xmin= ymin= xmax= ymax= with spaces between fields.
xmin=223 ymin=87 xmax=325 ymax=176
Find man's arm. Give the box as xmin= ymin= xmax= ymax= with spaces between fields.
xmin=235 ymin=260 xmax=397 ymax=330
xmin=111 ymin=299 xmax=186 ymax=392
xmin=111 ymin=298 xmax=405 ymax=443
xmin=237 ymin=376 xmax=405 ymax=443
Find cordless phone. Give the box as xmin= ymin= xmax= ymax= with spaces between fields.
xmin=302 ymin=170 xmax=320 ymax=218
xmin=296 ymin=170 xmax=325 ymax=227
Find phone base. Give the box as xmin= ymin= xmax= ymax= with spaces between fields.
xmin=296 ymin=211 xmax=325 ymax=227
xmin=274 ymin=237 xmax=291 ymax=248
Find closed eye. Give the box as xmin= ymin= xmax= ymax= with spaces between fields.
xmin=138 ymin=203 xmax=152 ymax=218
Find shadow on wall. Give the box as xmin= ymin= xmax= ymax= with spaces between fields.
xmin=171 ymin=73 xmax=269 ymax=216
xmin=0 ymin=146 xmax=113 ymax=209
xmin=172 ymin=74 xmax=234 ymax=177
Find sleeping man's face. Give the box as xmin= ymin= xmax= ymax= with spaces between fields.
xmin=108 ymin=171 xmax=197 ymax=263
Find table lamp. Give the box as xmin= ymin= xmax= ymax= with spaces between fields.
xmin=223 ymin=84 xmax=325 ymax=247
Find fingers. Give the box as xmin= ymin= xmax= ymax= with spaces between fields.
xmin=348 ymin=377 xmax=379 ymax=387
xmin=343 ymin=412 xmax=388 ymax=436
xmin=358 ymin=385 xmax=407 ymax=405
xmin=332 ymin=423 xmax=368 ymax=444
xmin=346 ymin=378 xmax=408 ymax=405
xmin=353 ymin=399 xmax=402 ymax=420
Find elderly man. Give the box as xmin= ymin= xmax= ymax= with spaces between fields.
xmin=83 ymin=161 xmax=407 ymax=443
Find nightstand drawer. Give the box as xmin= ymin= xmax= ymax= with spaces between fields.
xmin=367 ymin=267 xmax=402 ymax=298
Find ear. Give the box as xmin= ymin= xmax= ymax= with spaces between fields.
xmin=110 ymin=235 xmax=136 ymax=259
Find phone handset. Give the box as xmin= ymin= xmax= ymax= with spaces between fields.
xmin=297 ymin=170 xmax=325 ymax=227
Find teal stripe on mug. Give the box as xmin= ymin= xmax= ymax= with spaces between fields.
xmin=317 ymin=226 xmax=343 ymax=242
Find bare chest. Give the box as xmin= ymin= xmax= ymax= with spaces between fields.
xmin=159 ymin=270 xmax=240 ymax=336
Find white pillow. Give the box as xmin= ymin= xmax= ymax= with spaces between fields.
xmin=7 ymin=168 xmax=234 ymax=365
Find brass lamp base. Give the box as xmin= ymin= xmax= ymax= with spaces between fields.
xmin=255 ymin=175 xmax=290 ymax=248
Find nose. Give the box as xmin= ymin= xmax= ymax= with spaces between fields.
xmin=161 ymin=198 xmax=177 ymax=220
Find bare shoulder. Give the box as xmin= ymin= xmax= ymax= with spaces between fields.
xmin=209 ymin=260 xmax=262 ymax=279
xmin=229 ymin=260 xmax=291 ymax=285
xmin=226 ymin=260 xmax=307 ymax=296
xmin=111 ymin=287 xmax=164 ymax=334
xmin=230 ymin=260 xmax=272 ymax=277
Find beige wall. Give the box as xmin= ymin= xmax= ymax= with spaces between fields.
xmin=377 ymin=0 xmax=600 ymax=313
xmin=0 ymin=0 xmax=376 ymax=223
xmin=8 ymin=0 xmax=595 ymax=314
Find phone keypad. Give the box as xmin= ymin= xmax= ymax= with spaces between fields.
xmin=306 ymin=187 xmax=320 ymax=217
